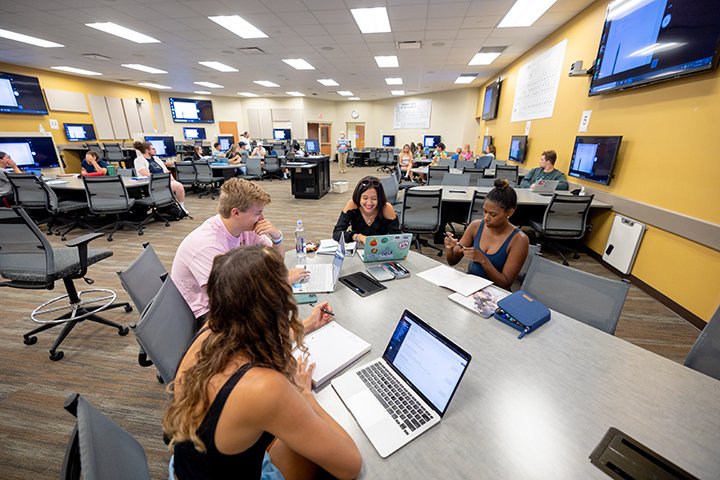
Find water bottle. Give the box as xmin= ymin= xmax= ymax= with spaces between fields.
xmin=295 ymin=220 xmax=306 ymax=265
xmin=39 ymin=123 xmax=46 ymax=134
xmin=579 ymin=186 xmax=586 ymax=196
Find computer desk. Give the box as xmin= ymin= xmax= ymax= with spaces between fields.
xmin=288 ymin=251 xmax=720 ymax=479
xmin=45 ymin=175 xmax=149 ymax=190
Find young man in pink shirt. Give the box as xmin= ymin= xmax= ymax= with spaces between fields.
xmin=171 ymin=178 xmax=307 ymax=322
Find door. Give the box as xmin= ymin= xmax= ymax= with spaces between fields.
xmin=219 ymin=121 xmax=239 ymax=144
xmin=355 ymin=124 xmax=365 ymax=150
xmin=320 ymin=123 xmax=331 ymax=155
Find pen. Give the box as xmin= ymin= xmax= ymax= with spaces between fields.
xmin=320 ymin=308 xmax=335 ymax=317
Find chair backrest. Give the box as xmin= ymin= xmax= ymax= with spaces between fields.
xmin=517 ymin=243 xmax=542 ymax=283
xmin=174 ymin=162 xmax=196 ymax=183
xmin=86 ymin=144 xmax=105 ymax=160
xmin=684 ymin=306 xmax=720 ymax=381
xmin=475 ymin=155 xmax=494 ymax=169
xmin=264 ymin=156 xmax=281 ymax=172
xmin=442 ymin=173 xmax=471 ymax=186
xmin=489 ymin=159 xmax=506 ymax=168
xmin=117 ymin=243 xmax=167 ymax=314
xmin=463 ymin=168 xmax=485 ymax=186
xmin=427 ymin=165 xmax=449 ymax=186
xmin=83 ymin=176 xmax=133 ymax=213
xmin=438 ymin=158 xmax=455 ymax=169
xmin=400 ymin=188 xmax=443 ymax=234
xmin=495 ymin=165 xmax=518 ymax=185
xmin=147 ymin=173 xmax=175 ymax=206
xmin=521 ymin=256 xmax=630 ymax=335
xmin=457 ymin=160 xmax=475 ymax=171
xmin=192 ymin=160 xmax=212 ymax=181
xmin=541 ymin=194 xmax=594 ymax=238
xmin=132 ymin=275 xmax=197 ymax=384
xmin=6 ymin=173 xmax=48 ymax=209
xmin=378 ymin=175 xmax=398 ymax=205
xmin=117 ymin=168 xmax=134 ymax=178
xmin=104 ymin=143 xmax=125 ymax=162
xmin=61 ymin=393 xmax=151 ymax=480
xmin=466 ymin=190 xmax=487 ymax=224
xmin=246 ymin=157 xmax=263 ymax=176
xmin=0 ymin=206 xmax=54 ymax=286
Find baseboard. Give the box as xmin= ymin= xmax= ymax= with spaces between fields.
xmin=582 ymin=247 xmax=706 ymax=330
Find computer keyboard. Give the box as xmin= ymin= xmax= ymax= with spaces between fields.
xmin=357 ymin=362 xmax=432 ymax=435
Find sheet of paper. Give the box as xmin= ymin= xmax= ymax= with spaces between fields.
xmin=417 ymin=265 xmax=493 ymax=296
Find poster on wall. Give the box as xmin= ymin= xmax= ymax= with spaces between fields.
xmin=511 ymin=39 xmax=567 ymax=122
xmin=394 ymin=99 xmax=431 ymax=129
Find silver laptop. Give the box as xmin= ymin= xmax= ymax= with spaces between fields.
xmin=530 ymin=179 xmax=559 ymax=193
xmin=358 ymin=233 xmax=412 ymax=263
xmin=293 ymin=236 xmax=345 ymax=293
xmin=332 ymin=310 xmax=471 ymax=458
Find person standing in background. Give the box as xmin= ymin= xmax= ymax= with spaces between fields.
xmin=337 ymin=131 xmax=350 ymax=173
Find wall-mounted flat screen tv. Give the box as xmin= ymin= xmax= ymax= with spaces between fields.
xmin=382 ymin=135 xmax=395 ymax=147
xmin=64 ymin=123 xmax=97 ymax=142
xmin=482 ymin=135 xmax=493 ymax=152
xmin=183 ymin=127 xmax=206 ymax=140
xmin=508 ymin=135 xmax=527 ymax=163
xmin=0 ymin=72 xmax=48 ymax=115
xmin=169 ymin=97 xmax=214 ymax=123
xmin=481 ymin=80 xmax=501 ymax=120
xmin=568 ymin=135 xmax=622 ymax=185
xmin=0 ymin=136 xmax=60 ymax=168
xmin=589 ymin=0 xmax=720 ymax=96
xmin=273 ymin=128 xmax=291 ymax=141
xmin=424 ymin=135 xmax=441 ymax=148
xmin=144 ymin=135 xmax=177 ymax=157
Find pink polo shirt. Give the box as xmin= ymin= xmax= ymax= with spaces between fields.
xmin=171 ymin=214 xmax=272 ymax=318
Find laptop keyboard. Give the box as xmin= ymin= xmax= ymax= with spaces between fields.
xmin=357 ymin=362 xmax=433 ymax=435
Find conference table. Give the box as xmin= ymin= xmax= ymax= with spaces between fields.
xmin=288 ymin=251 xmax=720 ymax=479
xmin=45 ymin=175 xmax=149 ymax=191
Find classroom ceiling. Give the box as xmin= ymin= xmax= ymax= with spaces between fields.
xmin=0 ymin=0 xmax=595 ymax=101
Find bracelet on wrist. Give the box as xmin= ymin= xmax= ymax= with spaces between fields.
xmin=271 ymin=231 xmax=283 ymax=244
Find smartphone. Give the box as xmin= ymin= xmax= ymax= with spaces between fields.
xmin=293 ymin=293 xmax=317 ymax=305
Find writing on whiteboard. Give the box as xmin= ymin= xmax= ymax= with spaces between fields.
xmin=511 ymin=39 xmax=567 ymax=122
xmin=394 ymin=99 xmax=432 ymax=129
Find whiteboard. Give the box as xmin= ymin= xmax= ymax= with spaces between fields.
xmin=511 ymin=39 xmax=567 ymax=122
xmin=88 ymin=94 xmax=114 ymax=139
xmin=394 ymin=99 xmax=431 ymax=129
xmin=44 ymin=89 xmax=88 ymax=113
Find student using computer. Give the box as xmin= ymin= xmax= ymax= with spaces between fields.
xmin=80 ymin=151 xmax=108 ymax=175
xmin=165 ymin=246 xmax=362 ymax=480
xmin=333 ymin=176 xmax=401 ymax=244
xmin=191 ymin=145 xmax=204 ymax=161
xmin=212 ymin=143 xmax=226 ymax=159
xmin=133 ymin=141 xmax=187 ymax=211
xmin=519 ymin=150 xmax=569 ymax=190
xmin=444 ymin=179 xmax=529 ymax=289
xmin=0 ymin=151 xmax=21 ymax=206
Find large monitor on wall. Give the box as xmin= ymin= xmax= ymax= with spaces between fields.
xmin=144 ymin=135 xmax=177 ymax=157
xmin=183 ymin=127 xmax=206 ymax=140
xmin=589 ymin=0 xmax=720 ymax=96
xmin=424 ymin=135 xmax=441 ymax=148
xmin=568 ymin=135 xmax=623 ymax=185
xmin=481 ymin=80 xmax=501 ymax=120
xmin=0 ymin=136 xmax=60 ymax=168
xmin=305 ymin=139 xmax=319 ymax=154
xmin=382 ymin=135 xmax=395 ymax=147
xmin=508 ymin=135 xmax=527 ymax=163
xmin=0 ymin=72 xmax=48 ymax=115
xmin=482 ymin=135 xmax=493 ymax=153
xmin=218 ymin=135 xmax=233 ymax=151
xmin=273 ymin=128 xmax=291 ymax=141
xmin=63 ymin=123 xmax=96 ymax=142
xmin=169 ymin=97 xmax=214 ymax=123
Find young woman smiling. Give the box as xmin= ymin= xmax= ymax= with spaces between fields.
xmin=332 ymin=175 xmax=401 ymax=244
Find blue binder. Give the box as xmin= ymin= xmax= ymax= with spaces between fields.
xmin=493 ymin=290 xmax=551 ymax=339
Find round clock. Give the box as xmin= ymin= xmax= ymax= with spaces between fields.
xmin=351 ymin=109 xmax=360 ymax=119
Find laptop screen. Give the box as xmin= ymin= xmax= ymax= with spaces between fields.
xmin=332 ymin=235 xmax=345 ymax=282
xmin=383 ymin=310 xmax=471 ymax=415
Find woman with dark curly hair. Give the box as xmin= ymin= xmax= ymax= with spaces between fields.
xmin=332 ymin=175 xmax=401 ymax=244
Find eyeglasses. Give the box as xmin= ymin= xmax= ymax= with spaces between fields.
xmin=360 ymin=179 xmax=381 ymax=188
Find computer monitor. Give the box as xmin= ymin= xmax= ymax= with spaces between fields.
xmin=424 ymin=135 xmax=441 ymax=148
xmin=63 ymin=123 xmax=97 ymax=142
xmin=218 ymin=135 xmax=234 ymax=151
xmin=482 ymin=135 xmax=492 ymax=153
xmin=0 ymin=72 xmax=48 ymax=115
xmin=382 ymin=135 xmax=395 ymax=147
xmin=183 ymin=127 xmax=206 ymax=140
xmin=305 ymin=139 xmax=319 ymax=154
xmin=568 ymin=135 xmax=622 ymax=185
xmin=144 ymin=136 xmax=177 ymax=157
xmin=273 ymin=128 xmax=291 ymax=141
xmin=481 ymin=80 xmax=501 ymax=121
xmin=169 ymin=97 xmax=214 ymax=123
xmin=508 ymin=135 xmax=527 ymax=163
xmin=0 ymin=136 xmax=61 ymax=169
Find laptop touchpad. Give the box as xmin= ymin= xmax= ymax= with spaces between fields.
xmin=347 ymin=390 xmax=387 ymax=426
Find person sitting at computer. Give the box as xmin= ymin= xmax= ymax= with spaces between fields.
xmin=165 ymin=245 xmax=362 ymax=480
xmin=80 ymin=151 xmax=108 ymax=175
xmin=398 ymin=144 xmax=414 ymax=179
xmin=227 ymin=142 xmax=248 ymax=175
xmin=212 ymin=143 xmax=226 ymax=160
xmin=444 ymin=179 xmax=529 ymax=289
xmin=251 ymin=141 xmax=267 ymax=158
xmin=519 ymin=149 xmax=569 ymax=190
xmin=332 ymin=176 xmax=401 ymax=244
xmin=0 ymin=151 xmax=21 ymax=206
xmin=291 ymin=141 xmax=305 ymax=158
xmin=192 ymin=145 xmax=204 ymax=161
xmin=133 ymin=140 xmax=187 ymax=212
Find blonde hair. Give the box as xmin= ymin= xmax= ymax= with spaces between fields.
xmin=217 ymin=178 xmax=271 ymax=217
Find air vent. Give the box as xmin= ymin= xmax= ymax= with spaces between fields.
xmin=237 ymin=47 xmax=265 ymax=55
xmin=82 ymin=53 xmax=111 ymax=60
xmin=397 ymin=41 xmax=422 ymax=50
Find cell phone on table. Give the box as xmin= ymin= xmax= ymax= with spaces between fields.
xmin=293 ymin=293 xmax=317 ymax=305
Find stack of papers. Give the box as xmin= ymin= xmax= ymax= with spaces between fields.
xmin=316 ymin=238 xmax=339 ymax=255
xmin=416 ymin=265 xmax=493 ymax=296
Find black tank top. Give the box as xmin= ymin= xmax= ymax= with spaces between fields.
xmin=173 ymin=363 xmax=275 ymax=479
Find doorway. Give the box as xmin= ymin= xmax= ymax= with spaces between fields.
xmin=306 ymin=122 xmax=332 ymax=155
xmin=346 ymin=122 xmax=365 ymax=150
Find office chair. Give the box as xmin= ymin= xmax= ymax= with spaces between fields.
xmin=684 ymin=306 xmax=720 ymax=381
xmin=192 ymin=160 xmax=224 ymax=199
xmin=60 ymin=393 xmax=151 ymax=480
xmin=174 ymin=161 xmax=197 ymax=192
xmin=0 ymin=207 xmax=131 ymax=361
xmin=104 ymin=143 xmax=132 ymax=168
xmin=495 ymin=165 xmax=519 ymax=186
xmin=6 ymin=172 xmax=53 ymax=227
xmin=463 ymin=167 xmax=485 ymax=187
xmin=466 ymin=190 xmax=487 ymax=225
xmin=427 ymin=165 xmax=449 ymax=186
xmin=378 ymin=175 xmax=403 ymax=218
xmin=134 ymin=173 xmax=176 ymax=227
xmin=438 ymin=158 xmax=455 ymax=169
xmin=394 ymin=163 xmax=418 ymax=190
xmin=521 ymin=256 xmax=630 ymax=335
xmin=34 ymin=175 xmax=91 ymax=240
xmin=475 ymin=155 xmax=494 ymax=169
xmin=529 ymin=193 xmax=594 ymax=265
xmin=489 ymin=159 xmax=507 ymax=169
xmin=85 ymin=143 xmax=105 ymax=161
xmin=516 ymin=244 xmax=542 ymax=285
xmin=83 ymin=176 xmax=144 ymax=241
xmin=116 ymin=168 xmax=134 ymax=178
xmin=401 ymin=188 xmax=443 ymax=256
xmin=376 ymin=151 xmax=395 ymax=173
xmin=262 ymin=156 xmax=283 ymax=180
xmin=243 ymin=157 xmax=263 ymax=180
xmin=457 ymin=160 xmax=475 ymax=171
xmin=442 ymin=173 xmax=471 ymax=186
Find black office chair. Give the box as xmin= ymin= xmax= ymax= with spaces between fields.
xmin=192 ymin=160 xmax=224 ymax=199
xmin=0 ymin=207 xmax=131 ymax=361
xmin=684 ymin=306 xmax=720 ymax=381
xmin=83 ymin=176 xmax=144 ymax=241
xmin=262 ymin=156 xmax=283 ymax=180
xmin=104 ymin=143 xmax=133 ymax=168
xmin=427 ymin=165 xmax=449 ymax=186
xmin=174 ymin=161 xmax=197 ymax=192
xmin=475 ymin=155 xmax=494 ymax=169
xmin=495 ymin=165 xmax=519 ymax=186
xmin=6 ymin=172 xmax=53 ymax=227
xmin=134 ymin=173 xmax=176 ymax=227
xmin=400 ymin=188 xmax=443 ymax=256
xmin=529 ymin=194 xmax=594 ymax=265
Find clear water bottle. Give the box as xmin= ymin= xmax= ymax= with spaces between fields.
xmin=579 ymin=186 xmax=586 ymax=196
xmin=295 ymin=219 xmax=306 ymax=265
xmin=39 ymin=123 xmax=46 ymax=134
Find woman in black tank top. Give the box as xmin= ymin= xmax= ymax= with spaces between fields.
xmin=164 ymin=246 xmax=362 ymax=480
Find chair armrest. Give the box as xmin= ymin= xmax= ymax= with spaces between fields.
xmin=66 ymin=232 xmax=106 ymax=273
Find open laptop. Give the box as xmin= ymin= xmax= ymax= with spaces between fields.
xmin=358 ymin=234 xmax=412 ymax=262
xmin=530 ymin=179 xmax=559 ymax=194
xmin=332 ymin=309 xmax=471 ymax=458
xmin=293 ymin=236 xmax=345 ymax=293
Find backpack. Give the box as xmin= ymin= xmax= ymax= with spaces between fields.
xmin=159 ymin=202 xmax=188 ymax=221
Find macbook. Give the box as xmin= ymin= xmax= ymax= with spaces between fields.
xmin=530 ymin=179 xmax=559 ymax=194
xmin=293 ymin=235 xmax=345 ymax=293
xmin=358 ymin=234 xmax=412 ymax=263
xmin=332 ymin=309 xmax=471 ymax=458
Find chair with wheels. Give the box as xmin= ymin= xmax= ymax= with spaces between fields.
xmin=427 ymin=165 xmax=449 ymax=186
xmin=529 ymin=193 xmax=594 ymax=266
xmin=6 ymin=172 xmax=53 ymax=227
xmin=495 ymin=165 xmax=519 ymax=186
xmin=684 ymin=306 xmax=720 ymax=381
xmin=37 ymin=176 xmax=90 ymax=240
xmin=104 ymin=142 xmax=133 ymax=169
xmin=116 ymin=168 xmax=134 ymax=178
xmin=438 ymin=158 xmax=455 ymax=169
xmin=475 ymin=155 xmax=494 ymax=169
xmin=516 ymin=243 xmax=542 ymax=285
xmin=463 ymin=167 xmax=485 ymax=186
xmin=193 ymin=160 xmax=224 ymax=199
xmin=262 ymin=156 xmax=284 ymax=180
xmin=376 ymin=151 xmax=395 ymax=173
xmin=442 ymin=173 xmax=471 ymax=186
xmin=400 ymin=188 xmax=443 ymax=256
xmin=134 ymin=173 xmax=176 ymax=227
xmin=0 ymin=206 xmax=131 ymax=361
xmin=173 ymin=161 xmax=197 ymax=192
xmin=83 ymin=176 xmax=144 ymax=241
xmin=457 ymin=160 xmax=475 ymax=171
xmin=243 ymin=157 xmax=264 ymax=180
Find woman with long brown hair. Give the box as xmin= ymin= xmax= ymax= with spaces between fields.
xmin=164 ymin=246 xmax=362 ymax=480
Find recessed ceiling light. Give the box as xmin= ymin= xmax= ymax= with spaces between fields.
xmin=286 ymin=91 xmax=305 ymax=97
xmin=337 ymin=91 xmax=353 ymax=96
xmin=238 ymin=92 xmax=259 ymax=97
xmin=317 ymin=79 xmax=339 ymax=86
xmin=51 ymin=66 xmax=102 ymax=76
xmin=498 ymin=0 xmax=558 ymax=28
xmin=208 ymin=15 xmax=268 ymax=39
xmin=391 ymin=90 xmax=405 ymax=96
xmin=454 ymin=74 xmax=477 ymax=84
xmin=351 ymin=7 xmax=391 ymax=34
xmin=348 ymin=97 xmax=360 ymax=100
xmin=254 ymin=80 xmax=279 ymax=87
xmin=468 ymin=52 xmax=502 ymax=66
xmin=139 ymin=82 xmax=172 ymax=89
xmin=375 ymin=55 xmax=399 ymax=68
xmin=0 ymin=28 xmax=64 ymax=48
xmin=282 ymin=58 xmax=315 ymax=70
xmin=85 ymin=22 xmax=160 ymax=43
xmin=194 ymin=90 xmax=211 ymax=94
xmin=198 ymin=61 xmax=238 ymax=72
xmin=122 ymin=63 xmax=167 ymax=74
xmin=385 ymin=77 xmax=403 ymax=85
xmin=193 ymin=81 xmax=223 ymax=88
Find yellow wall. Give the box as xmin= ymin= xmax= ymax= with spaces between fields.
xmin=477 ymin=0 xmax=720 ymax=321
